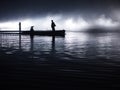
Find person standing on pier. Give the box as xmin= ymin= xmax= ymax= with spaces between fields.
xmin=51 ymin=20 xmax=56 ymax=32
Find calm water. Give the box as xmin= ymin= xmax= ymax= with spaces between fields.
xmin=0 ymin=32 xmax=120 ymax=88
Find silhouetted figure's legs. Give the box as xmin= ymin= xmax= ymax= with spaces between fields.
xmin=52 ymin=26 xmax=55 ymax=32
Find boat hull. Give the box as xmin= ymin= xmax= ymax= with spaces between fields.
xmin=22 ymin=30 xmax=65 ymax=36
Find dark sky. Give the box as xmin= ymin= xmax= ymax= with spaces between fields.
xmin=0 ymin=0 xmax=120 ymax=21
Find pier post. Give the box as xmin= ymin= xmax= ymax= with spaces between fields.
xmin=19 ymin=22 xmax=21 ymax=33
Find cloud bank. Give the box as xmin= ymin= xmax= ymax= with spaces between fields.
xmin=0 ymin=14 xmax=120 ymax=31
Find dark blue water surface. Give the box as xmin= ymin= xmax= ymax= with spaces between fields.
xmin=0 ymin=32 xmax=120 ymax=89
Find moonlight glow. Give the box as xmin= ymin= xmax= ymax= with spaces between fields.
xmin=0 ymin=15 xmax=119 ymax=31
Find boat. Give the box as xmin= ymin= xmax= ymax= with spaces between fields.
xmin=21 ymin=30 xmax=65 ymax=36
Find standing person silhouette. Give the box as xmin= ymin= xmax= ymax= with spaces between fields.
xmin=30 ymin=26 xmax=34 ymax=32
xmin=51 ymin=20 xmax=56 ymax=32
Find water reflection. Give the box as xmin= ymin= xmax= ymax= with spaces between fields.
xmin=19 ymin=34 xmax=21 ymax=50
xmin=1 ymin=32 xmax=120 ymax=88
xmin=30 ymin=35 xmax=34 ymax=52
xmin=1 ymin=32 xmax=120 ymax=60
xmin=28 ymin=35 xmax=57 ymax=53
xmin=51 ymin=36 xmax=55 ymax=52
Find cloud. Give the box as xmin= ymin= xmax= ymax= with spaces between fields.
xmin=94 ymin=15 xmax=120 ymax=28
xmin=0 ymin=14 xmax=119 ymax=31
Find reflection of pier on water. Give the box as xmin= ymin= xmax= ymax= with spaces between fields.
xmin=0 ymin=34 xmax=65 ymax=57
xmin=29 ymin=35 xmax=56 ymax=52
xmin=18 ymin=35 xmax=64 ymax=54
